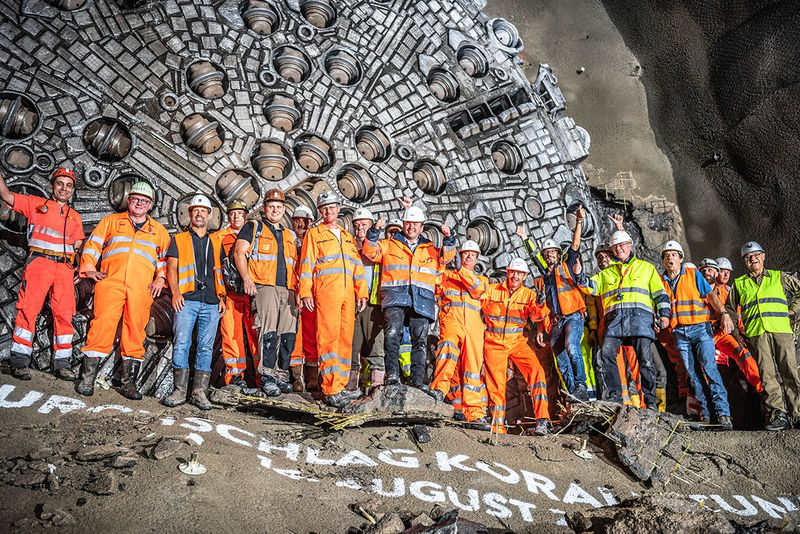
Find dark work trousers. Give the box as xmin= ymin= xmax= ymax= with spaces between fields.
xmin=384 ymin=306 xmax=429 ymax=384
xmin=600 ymin=336 xmax=658 ymax=408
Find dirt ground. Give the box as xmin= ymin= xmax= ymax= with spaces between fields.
xmin=1 ymin=373 xmax=799 ymax=533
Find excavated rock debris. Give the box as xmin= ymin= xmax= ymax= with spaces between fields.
xmin=403 ymin=509 xmax=490 ymax=534
xmin=566 ymin=492 xmax=735 ymax=534
xmin=344 ymin=385 xmax=454 ymax=419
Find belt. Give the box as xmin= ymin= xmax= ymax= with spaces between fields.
xmin=29 ymin=251 xmax=73 ymax=264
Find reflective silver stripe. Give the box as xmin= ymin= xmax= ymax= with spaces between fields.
xmin=136 ymin=238 xmax=157 ymax=249
xmin=319 ymin=365 xmax=340 ymax=377
xmin=179 ymin=275 xmax=196 ymax=285
xmin=532 ymin=394 xmax=548 ymax=402
xmin=532 ymin=381 xmax=547 ymax=390
xmin=102 ymin=247 xmax=130 ymax=259
xmin=156 ymin=261 xmax=166 ymax=270
xmin=382 ymin=279 xmax=410 ymax=288
xmin=28 ymin=238 xmax=73 ymax=254
xmin=742 ymin=297 xmax=789 ymax=311
xmin=436 ymin=351 xmax=458 ymax=362
xmin=83 ymin=248 xmax=101 ymax=261
xmin=605 ymin=301 xmax=654 ymax=314
xmin=448 ymin=301 xmax=481 ymax=313
xmin=34 ymin=225 xmax=64 ymax=239
xmin=317 ymin=253 xmax=344 ymax=263
xmin=676 ymin=299 xmax=706 ymax=308
xmin=301 ymin=258 xmax=313 ymax=266
xmin=54 ymin=348 xmax=72 ymax=359
xmin=411 ymin=280 xmax=435 ymax=292
xmin=601 ymin=286 xmax=651 ymax=299
xmin=89 ymin=235 xmax=105 ymax=245
xmin=354 ymin=274 xmax=367 ymax=281
xmin=315 ymin=267 xmax=352 ymax=278
xmin=82 ymin=350 xmax=108 ymax=359
xmin=382 ymin=264 xmax=409 ymax=272
xmin=486 ymin=326 xmax=523 ymax=334
xmin=286 ymin=257 xmax=296 ymax=266
xmin=471 ymin=278 xmax=482 ymax=289
xmin=411 ymin=265 xmax=438 ymax=276
xmin=437 ymin=340 xmax=457 ymax=351
xmin=53 ymin=334 xmax=72 ymax=345
xmin=463 ymin=383 xmax=482 ymax=393
xmin=251 ymin=253 xmax=278 ymax=261
xmin=443 ymin=290 xmax=462 ymax=297
xmin=675 ymin=310 xmax=709 ymax=317
xmin=753 ymin=311 xmax=790 ymax=320
xmin=464 ymin=371 xmax=481 ymax=381
xmin=178 ymin=264 xmax=194 ymax=274
xmin=318 ymin=352 xmax=338 ymax=363
xmin=300 ymin=272 xmax=313 ymax=279
xmin=108 ymin=236 xmax=133 ymax=246
xmin=10 ymin=342 xmax=32 ymax=355
xmin=133 ymin=248 xmax=157 ymax=266
xmin=14 ymin=326 xmax=34 ymax=342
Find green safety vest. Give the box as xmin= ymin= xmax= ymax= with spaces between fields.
xmin=589 ymin=257 xmax=668 ymax=318
xmin=734 ymin=270 xmax=792 ymax=337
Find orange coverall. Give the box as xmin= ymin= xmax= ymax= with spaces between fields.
xmin=710 ymin=284 xmax=762 ymax=392
xmin=482 ymin=281 xmax=550 ymax=433
xmin=298 ymin=224 xmax=367 ymax=396
xmin=212 ymin=226 xmax=259 ymax=385
xmin=80 ymin=213 xmax=170 ymax=361
xmin=9 ymin=193 xmax=84 ymax=367
xmin=430 ymin=267 xmax=488 ymax=422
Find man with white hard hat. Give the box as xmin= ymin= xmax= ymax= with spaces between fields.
xmin=660 ymin=241 xmax=733 ymax=429
xmin=429 ymin=240 xmax=489 ymax=428
xmin=348 ymin=206 xmax=387 ymax=394
xmin=725 ymin=242 xmax=800 ymax=430
xmin=576 ymin=225 xmax=671 ymax=408
xmin=481 ymin=257 xmax=551 ymax=435
xmin=291 ymin=205 xmax=313 ymax=248
xmin=162 ymin=194 xmax=226 ymax=410
xmin=715 ymin=257 xmax=733 ymax=287
xmin=363 ymin=196 xmax=456 ymax=389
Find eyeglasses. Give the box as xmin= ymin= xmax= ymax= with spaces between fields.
xmin=128 ymin=197 xmax=152 ymax=206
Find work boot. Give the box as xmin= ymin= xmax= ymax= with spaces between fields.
xmin=718 ymin=415 xmax=733 ymax=431
xmin=232 ymin=375 xmax=248 ymax=389
xmin=427 ymin=388 xmax=445 ymax=403
xmin=467 ymin=417 xmax=492 ymax=432
xmin=766 ymin=410 xmax=791 ymax=431
xmin=325 ymin=390 xmax=353 ymax=409
xmin=367 ymin=369 xmax=385 ymax=395
xmin=533 ymin=419 xmax=550 ymax=436
xmin=120 ymin=359 xmax=142 ymax=400
xmin=573 ymin=383 xmax=589 ymax=402
xmin=55 ymin=366 xmax=76 ymax=381
xmin=385 ymin=372 xmax=400 ymax=386
xmin=11 ymin=366 xmax=32 ymax=381
xmin=289 ymin=366 xmax=305 ymax=392
xmin=276 ymin=380 xmax=293 ymax=394
xmin=453 ymin=412 xmax=466 ymax=422
xmin=162 ymin=368 xmax=189 ymax=407
xmin=261 ymin=375 xmax=281 ymax=397
xmin=191 ymin=371 xmax=213 ymax=411
xmin=345 ymin=368 xmax=361 ymax=392
xmin=303 ymin=364 xmax=319 ymax=392
xmin=75 ymin=356 xmax=100 ymax=396
xmin=341 ymin=388 xmax=362 ymax=401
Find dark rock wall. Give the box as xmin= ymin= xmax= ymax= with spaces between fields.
xmin=602 ymin=0 xmax=800 ymax=271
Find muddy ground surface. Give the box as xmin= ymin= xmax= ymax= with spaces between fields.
xmin=1 ymin=373 xmax=799 ymax=533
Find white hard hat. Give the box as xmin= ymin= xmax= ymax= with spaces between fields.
xmin=609 ymin=230 xmax=632 ymax=246
xmin=740 ymin=241 xmax=764 ymax=258
xmin=292 ymin=205 xmax=313 ymax=219
xmin=683 ymin=262 xmax=696 ymax=269
xmin=541 ymin=238 xmax=559 ymax=252
xmin=188 ymin=194 xmax=213 ymax=211
xmin=403 ymin=206 xmax=425 ymax=223
xmin=715 ymin=257 xmax=732 ymax=271
xmin=507 ymin=257 xmax=529 ymax=273
xmin=129 ymin=181 xmax=155 ymax=201
xmin=661 ymin=240 xmax=684 ymax=258
xmin=459 ymin=240 xmax=481 ymax=254
xmin=316 ymin=191 xmax=339 ymax=208
xmin=699 ymin=258 xmax=719 ymax=271
xmin=353 ymin=207 xmax=374 ymax=222
xmin=386 ymin=218 xmax=403 ymax=230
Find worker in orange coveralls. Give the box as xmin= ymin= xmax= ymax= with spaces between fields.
xmin=298 ymin=191 xmax=368 ymax=408
xmin=482 ymin=258 xmax=551 ymax=435
xmin=0 ymin=167 xmax=84 ymax=381
xmin=211 ymin=199 xmax=259 ymax=387
xmin=76 ymin=181 xmax=170 ymax=400
xmin=288 ymin=205 xmax=316 ymax=392
xmin=429 ymin=240 xmax=488 ymax=427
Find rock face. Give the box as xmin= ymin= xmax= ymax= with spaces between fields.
xmin=343 ymin=385 xmax=454 ymax=422
xmin=566 ymin=492 xmax=735 ymax=534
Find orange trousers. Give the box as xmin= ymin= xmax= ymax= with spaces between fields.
xmin=714 ymin=331 xmax=763 ymax=392
xmin=11 ymin=257 xmax=76 ymax=367
xmin=83 ymin=276 xmax=153 ymax=360
xmin=617 ymin=345 xmax=643 ymax=406
xmin=291 ymin=308 xmax=318 ymax=367
xmin=219 ymin=292 xmax=259 ymax=385
xmin=430 ymin=309 xmax=487 ymax=422
xmin=485 ymin=335 xmax=550 ymax=434
xmin=657 ymin=328 xmax=690 ymax=397
xmin=315 ymin=296 xmax=354 ymax=396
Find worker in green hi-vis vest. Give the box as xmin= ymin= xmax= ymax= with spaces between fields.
xmin=725 ymin=241 xmax=800 ymax=431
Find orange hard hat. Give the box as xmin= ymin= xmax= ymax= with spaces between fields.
xmin=51 ymin=167 xmax=76 ymax=184
xmin=264 ymin=188 xmax=285 ymax=203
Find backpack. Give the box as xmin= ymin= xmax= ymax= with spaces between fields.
xmin=222 ymin=221 xmax=265 ymax=293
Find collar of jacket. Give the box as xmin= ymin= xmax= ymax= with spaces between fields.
xmin=260 ymin=215 xmax=285 ymax=231
xmin=392 ymin=232 xmax=431 ymax=250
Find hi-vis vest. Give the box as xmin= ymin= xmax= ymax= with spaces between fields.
xmin=662 ymin=267 xmax=711 ymax=328
xmin=175 ymin=231 xmax=225 ymax=299
xmin=734 ymin=270 xmax=792 ymax=337
xmin=533 ymin=262 xmax=586 ymax=316
xmin=244 ymin=220 xmax=298 ymax=289
xmin=586 ymin=256 xmax=670 ymax=319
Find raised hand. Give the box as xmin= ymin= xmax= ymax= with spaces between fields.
xmin=514 ymin=224 xmax=528 ymax=240
xmin=375 ymin=216 xmax=386 ymax=230
xmin=399 ymin=196 xmax=413 ymax=210
xmin=440 ymin=222 xmax=451 ymax=238
xmin=608 ymin=213 xmax=624 ymax=231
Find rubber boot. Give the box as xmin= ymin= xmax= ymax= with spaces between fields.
xmin=656 ymin=387 xmax=667 ymax=413
xmin=55 ymin=364 xmax=77 ymax=381
xmin=9 ymin=351 xmax=32 ymax=381
xmin=367 ymin=369 xmax=385 ymax=395
xmin=304 ymin=364 xmax=319 ymax=392
xmin=290 ymin=365 xmax=305 ymax=392
xmin=75 ymin=356 xmax=100 ymax=396
xmin=162 ymin=368 xmax=189 ymax=407
xmin=191 ymin=371 xmax=213 ymax=411
xmin=120 ymin=359 xmax=143 ymax=400
xmin=345 ymin=368 xmax=361 ymax=392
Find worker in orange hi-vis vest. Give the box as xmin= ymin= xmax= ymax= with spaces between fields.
xmin=0 ymin=167 xmax=84 ymax=381
xmin=211 ymin=199 xmax=259 ymax=388
xmin=76 ymin=181 xmax=170 ymax=400
xmin=298 ymin=191 xmax=368 ymax=408
xmin=429 ymin=240 xmax=489 ymax=426
xmin=483 ymin=258 xmax=551 ymax=435
xmin=288 ymin=205 xmax=315 ymax=392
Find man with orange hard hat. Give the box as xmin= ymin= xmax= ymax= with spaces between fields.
xmin=0 ymin=167 xmax=84 ymax=380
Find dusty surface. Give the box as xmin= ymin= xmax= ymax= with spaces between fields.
xmin=1 ymin=373 xmax=799 ymax=533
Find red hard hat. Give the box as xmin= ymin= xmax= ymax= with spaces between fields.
xmin=51 ymin=167 xmax=77 ymax=184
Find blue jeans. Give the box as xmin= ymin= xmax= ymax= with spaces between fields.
xmin=551 ymin=312 xmax=586 ymax=393
xmin=673 ymin=322 xmax=730 ymax=419
xmin=172 ymin=300 xmax=221 ymax=373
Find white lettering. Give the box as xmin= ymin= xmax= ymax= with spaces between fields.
xmin=597 ymin=486 xmax=618 ymax=506
xmin=548 ymin=508 xmax=567 ymax=527
xmin=161 ymin=416 xmax=176 ymax=426
xmin=474 ymin=461 xmax=520 ymax=485
xmin=37 ymin=395 xmax=86 ymax=414
xmin=752 ymin=495 xmax=795 ymax=519
xmin=180 ymin=417 xmax=213 ymax=433
xmin=435 ymin=451 xmax=475 ymax=472
xmin=371 ymin=477 xmax=406 ymax=498
xmin=0 ymin=385 xmax=43 ymax=408
xmin=257 ymin=454 xmax=273 ymax=469
xmin=306 ymin=446 xmax=336 ymax=465
xmin=687 ymin=494 xmax=717 ymax=511
xmin=87 ymin=404 xmax=132 ymax=414
xmin=336 ymin=479 xmax=363 ymax=490
xmin=507 ymin=498 xmax=537 ymax=523
xmin=708 ymin=495 xmax=758 ymax=516
xmin=562 ymin=483 xmax=602 ymax=508
xmin=520 ymin=470 xmax=560 ymax=501
xmin=276 ymin=468 xmax=312 ymax=481
xmin=216 ymin=424 xmax=255 ymax=447
xmin=483 ymin=492 xmax=513 ymax=519
xmin=409 ymin=481 xmax=446 ymax=503
xmin=335 ymin=449 xmax=377 ymax=467
xmin=447 ymin=486 xmax=480 ymax=512
xmin=257 ymin=439 xmax=300 ymax=461
xmin=377 ymin=449 xmax=419 ymax=469
xmin=186 ymin=433 xmax=204 ymax=446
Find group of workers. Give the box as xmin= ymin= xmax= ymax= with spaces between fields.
xmin=2 ymin=167 xmax=799 ymax=434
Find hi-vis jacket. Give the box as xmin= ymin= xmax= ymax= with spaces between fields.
xmin=362 ymin=228 xmax=456 ymax=321
xmin=298 ymin=224 xmax=368 ymax=301
xmin=482 ymin=281 xmax=548 ymax=340
xmin=242 ymin=220 xmax=298 ymax=289
xmin=437 ymin=267 xmax=488 ymax=321
xmin=661 ymin=266 xmax=711 ymax=329
xmin=80 ymin=213 xmax=170 ymax=282
xmin=12 ymin=193 xmax=84 ymax=262
xmin=174 ymin=231 xmax=225 ymax=300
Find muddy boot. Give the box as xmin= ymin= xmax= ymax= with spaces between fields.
xmin=325 ymin=390 xmax=353 ymax=409
xmin=120 ymin=359 xmax=142 ymax=400
xmin=303 ymin=364 xmax=319 ymax=392
xmin=191 ymin=371 xmax=213 ymax=411
xmin=290 ymin=366 xmax=305 ymax=392
xmin=533 ymin=418 xmax=550 ymax=436
xmin=367 ymin=369 xmax=385 ymax=395
xmin=345 ymin=368 xmax=361 ymax=392
xmin=55 ymin=364 xmax=76 ymax=381
xmin=11 ymin=365 xmax=32 ymax=381
xmin=75 ymin=356 xmax=100 ymax=396
xmin=162 ymin=368 xmax=189 ymax=407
